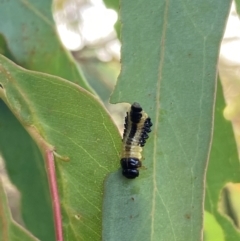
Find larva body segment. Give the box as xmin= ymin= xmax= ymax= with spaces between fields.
xmin=120 ymin=102 xmax=152 ymax=179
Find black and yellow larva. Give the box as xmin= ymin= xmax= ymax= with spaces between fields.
xmin=120 ymin=102 xmax=152 ymax=179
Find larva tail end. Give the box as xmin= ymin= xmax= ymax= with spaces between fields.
xmin=120 ymin=158 xmax=141 ymax=169
xmin=122 ymin=169 xmax=139 ymax=179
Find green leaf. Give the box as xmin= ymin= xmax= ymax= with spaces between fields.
xmin=0 ymin=0 xmax=91 ymax=91
xmin=204 ymin=211 xmax=225 ymax=241
xmin=0 ymin=1 xmax=94 ymax=239
xmin=0 ymin=19 xmax=55 ymax=241
xmin=0 ymin=100 xmax=55 ymax=241
xmin=205 ymin=81 xmax=240 ymax=241
xmin=107 ymin=1 xmax=232 ymax=241
xmin=0 ymin=54 xmax=121 ymax=240
xmin=0 ymin=179 xmax=40 ymax=241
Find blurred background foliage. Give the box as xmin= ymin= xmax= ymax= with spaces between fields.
xmin=53 ymin=0 xmax=127 ymax=131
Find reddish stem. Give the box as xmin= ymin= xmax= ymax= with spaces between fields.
xmin=46 ymin=150 xmax=63 ymax=241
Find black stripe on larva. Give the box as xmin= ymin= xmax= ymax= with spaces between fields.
xmin=139 ymin=117 xmax=153 ymax=147
xmin=123 ymin=112 xmax=129 ymax=139
xmin=124 ymin=145 xmax=131 ymax=152
xmin=128 ymin=123 xmax=137 ymax=140
xmin=130 ymin=102 xmax=142 ymax=123
xmin=121 ymin=103 xmax=153 ymax=179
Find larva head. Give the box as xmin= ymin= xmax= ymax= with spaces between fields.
xmin=131 ymin=102 xmax=142 ymax=112
xmin=122 ymin=169 xmax=139 ymax=179
xmin=130 ymin=103 xmax=143 ymax=123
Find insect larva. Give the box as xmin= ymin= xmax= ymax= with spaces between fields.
xmin=120 ymin=102 xmax=152 ymax=179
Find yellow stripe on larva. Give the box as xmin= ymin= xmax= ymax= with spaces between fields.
xmin=121 ymin=108 xmax=148 ymax=160
xmin=120 ymin=102 xmax=152 ymax=179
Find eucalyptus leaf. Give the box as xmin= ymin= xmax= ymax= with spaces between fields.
xmin=0 ymin=29 xmax=55 ymax=241
xmin=0 ymin=54 xmax=121 ymax=240
xmin=107 ymin=1 xmax=232 ymax=241
xmin=0 ymin=100 xmax=55 ymax=241
xmin=0 ymin=179 xmax=40 ymax=241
